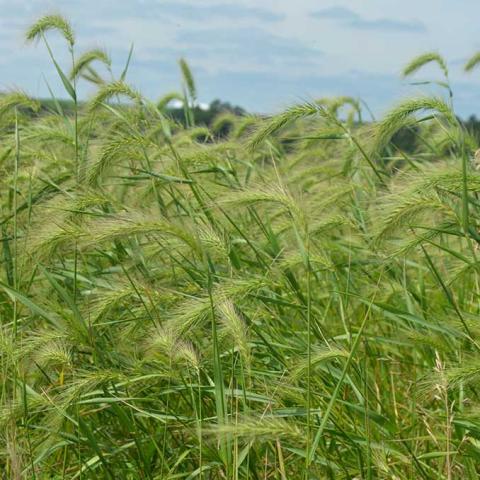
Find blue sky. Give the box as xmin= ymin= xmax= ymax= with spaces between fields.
xmin=1 ymin=0 xmax=480 ymax=117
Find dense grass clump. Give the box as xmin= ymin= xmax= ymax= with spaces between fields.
xmin=4 ymin=15 xmax=480 ymax=479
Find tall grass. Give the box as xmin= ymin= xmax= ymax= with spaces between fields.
xmin=2 ymin=14 xmax=480 ymax=479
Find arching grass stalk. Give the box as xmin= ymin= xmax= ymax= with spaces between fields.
xmin=249 ymin=102 xmax=387 ymax=186
xmin=402 ymin=51 xmax=453 ymax=102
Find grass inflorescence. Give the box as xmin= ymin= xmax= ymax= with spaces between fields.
xmin=3 ymin=13 xmax=480 ymax=479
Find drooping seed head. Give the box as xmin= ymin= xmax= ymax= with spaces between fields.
xmin=25 ymin=14 xmax=75 ymax=47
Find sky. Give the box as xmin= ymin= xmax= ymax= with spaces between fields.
xmin=1 ymin=0 xmax=480 ymax=117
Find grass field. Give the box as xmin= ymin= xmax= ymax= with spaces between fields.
xmin=4 ymin=15 xmax=480 ymax=479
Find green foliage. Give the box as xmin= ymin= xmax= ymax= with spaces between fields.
xmin=3 ymin=16 xmax=480 ymax=480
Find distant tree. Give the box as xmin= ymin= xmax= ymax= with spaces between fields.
xmin=166 ymin=98 xmax=245 ymax=128
xmin=463 ymin=114 xmax=480 ymax=143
